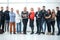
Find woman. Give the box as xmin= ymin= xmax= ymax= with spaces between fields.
xmin=29 ymin=8 xmax=35 ymax=34
xmin=45 ymin=9 xmax=51 ymax=35
xmin=16 ymin=10 xmax=21 ymax=34
xmin=21 ymin=7 xmax=28 ymax=34
xmin=51 ymin=9 xmax=56 ymax=35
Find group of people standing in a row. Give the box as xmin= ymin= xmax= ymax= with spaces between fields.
xmin=0 ymin=6 xmax=60 ymax=35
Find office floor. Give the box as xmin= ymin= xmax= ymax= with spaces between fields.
xmin=0 ymin=32 xmax=60 ymax=40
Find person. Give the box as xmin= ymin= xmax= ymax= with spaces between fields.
xmin=40 ymin=6 xmax=47 ymax=34
xmin=29 ymin=8 xmax=35 ymax=34
xmin=35 ymin=7 xmax=42 ymax=34
xmin=51 ymin=9 xmax=56 ymax=35
xmin=56 ymin=7 xmax=60 ymax=35
xmin=21 ymin=7 xmax=28 ymax=34
xmin=4 ymin=6 xmax=10 ymax=32
xmin=9 ymin=8 xmax=16 ymax=34
xmin=0 ymin=7 xmax=5 ymax=33
xmin=16 ymin=10 xmax=21 ymax=34
xmin=45 ymin=9 xmax=51 ymax=35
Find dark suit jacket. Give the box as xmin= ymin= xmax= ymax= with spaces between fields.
xmin=56 ymin=10 xmax=60 ymax=21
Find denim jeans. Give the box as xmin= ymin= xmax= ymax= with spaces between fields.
xmin=17 ymin=22 xmax=21 ymax=33
xmin=43 ymin=21 xmax=46 ymax=32
xmin=4 ymin=20 xmax=9 ymax=32
xmin=57 ymin=20 xmax=60 ymax=33
xmin=41 ymin=20 xmax=46 ymax=33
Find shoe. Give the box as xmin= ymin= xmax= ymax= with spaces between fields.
xmin=51 ymin=33 xmax=54 ymax=35
xmin=35 ymin=32 xmax=38 ymax=34
xmin=10 ymin=32 xmax=12 ymax=34
xmin=42 ymin=32 xmax=45 ymax=34
xmin=57 ymin=33 xmax=60 ymax=35
xmin=13 ymin=32 xmax=16 ymax=34
xmin=31 ymin=32 xmax=34 ymax=34
xmin=46 ymin=32 xmax=51 ymax=35
xmin=23 ymin=33 xmax=26 ymax=34
xmin=38 ymin=33 xmax=41 ymax=35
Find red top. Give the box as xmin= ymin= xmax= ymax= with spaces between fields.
xmin=29 ymin=11 xmax=35 ymax=20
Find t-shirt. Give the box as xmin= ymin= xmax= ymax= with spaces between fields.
xmin=21 ymin=11 xmax=28 ymax=19
xmin=45 ymin=13 xmax=51 ymax=22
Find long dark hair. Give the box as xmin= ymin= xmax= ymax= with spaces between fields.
xmin=47 ymin=9 xmax=51 ymax=14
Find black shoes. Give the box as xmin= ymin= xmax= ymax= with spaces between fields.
xmin=31 ymin=32 xmax=34 ymax=34
xmin=13 ymin=32 xmax=16 ymax=34
xmin=35 ymin=32 xmax=38 ymax=34
xmin=51 ymin=33 xmax=54 ymax=35
xmin=57 ymin=33 xmax=60 ymax=35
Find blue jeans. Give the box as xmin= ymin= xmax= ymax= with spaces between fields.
xmin=57 ymin=20 xmax=60 ymax=33
xmin=43 ymin=21 xmax=46 ymax=32
xmin=4 ymin=20 xmax=9 ymax=32
xmin=41 ymin=20 xmax=46 ymax=32
xmin=17 ymin=22 xmax=21 ymax=33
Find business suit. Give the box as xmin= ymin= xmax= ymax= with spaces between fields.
xmin=0 ymin=10 xmax=5 ymax=32
xmin=4 ymin=10 xmax=10 ymax=32
xmin=35 ymin=11 xmax=42 ymax=34
xmin=56 ymin=10 xmax=60 ymax=35
xmin=40 ymin=10 xmax=47 ymax=34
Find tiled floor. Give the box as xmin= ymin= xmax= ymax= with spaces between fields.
xmin=0 ymin=32 xmax=60 ymax=40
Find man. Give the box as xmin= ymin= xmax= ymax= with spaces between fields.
xmin=56 ymin=7 xmax=60 ymax=35
xmin=0 ymin=7 xmax=5 ymax=33
xmin=40 ymin=6 xmax=47 ymax=34
xmin=35 ymin=7 xmax=41 ymax=34
xmin=4 ymin=6 xmax=10 ymax=32
xmin=21 ymin=7 xmax=28 ymax=34
xmin=9 ymin=8 xmax=16 ymax=34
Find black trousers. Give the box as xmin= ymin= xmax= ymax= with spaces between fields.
xmin=37 ymin=18 xmax=42 ymax=33
xmin=22 ymin=19 xmax=28 ymax=34
xmin=46 ymin=21 xmax=51 ymax=32
xmin=36 ymin=20 xmax=39 ymax=33
xmin=30 ymin=19 xmax=34 ymax=33
xmin=51 ymin=21 xmax=55 ymax=33
xmin=57 ymin=20 xmax=60 ymax=34
xmin=0 ymin=20 xmax=5 ymax=32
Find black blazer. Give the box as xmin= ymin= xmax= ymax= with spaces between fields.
xmin=56 ymin=10 xmax=60 ymax=21
xmin=0 ymin=11 xmax=5 ymax=21
xmin=35 ymin=11 xmax=42 ymax=19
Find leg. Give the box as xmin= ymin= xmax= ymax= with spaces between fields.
xmin=13 ymin=22 xmax=16 ymax=34
xmin=23 ymin=19 xmax=25 ymax=34
xmin=4 ymin=21 xmax=6 ymax=32
xmin=23 ymin=19 xmax=28 ymax=34
xmin=51 ymin=21 xmax=55 ymax=34
xmin=10 ymin=22 xmax=13 ymax=33
xmin=38 ymin=19 xmax=41 ymax=34
xmin=47 ymin=22 xmax=51 ymax=33
xmin=17 ymin=23 xmax=18 ymax=33
xmin=2 ymin=21 xmax=5 ymax=32
xmin=30 ymin=20 xmax=34 ymax=34
xmin=19 ymin=22 xmax=21 ymax=33
xmin=36 ymin=20 xmax=39 ymax=33
xmin=7 ymin=21 xmax=9 ymax=32
xmin=57 ymin=21 xmax=60 ymax=35
xmin=42 ymin=21 xmax=46 ymax=34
